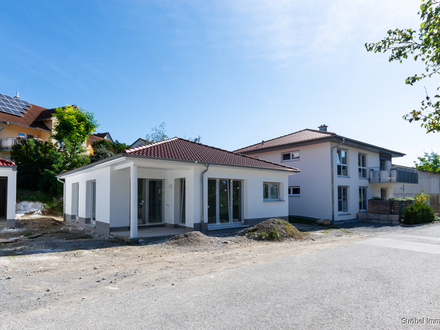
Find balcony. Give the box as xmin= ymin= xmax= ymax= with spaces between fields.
xmin=369 ymin=165 xmax=418 ymax=184
xmin=0 ymin=138 xmax=20 ymax=150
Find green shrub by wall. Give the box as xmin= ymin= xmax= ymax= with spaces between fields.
xmin=401 ymin=203 xmax=435 ymax=224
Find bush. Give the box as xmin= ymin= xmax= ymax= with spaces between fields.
xmin=402 ymin=203 xmax=435 ymax=224
xmin=388 ymin=197 xmax=415 ymax=201
xmin=371 ymin=196 xmax=386 ymax=200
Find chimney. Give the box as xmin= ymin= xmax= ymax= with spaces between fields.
xmin=318 ymin=124 xmax=328 ymax=132
xmin=14 ymin=91 xmax=19 ymax=99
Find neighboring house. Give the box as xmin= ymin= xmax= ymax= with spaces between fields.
xmin=393 ymin=168 xmax=440 ymax=213
xmin=130 ymin=138 xmax=148 ymax=148
xmin=235 ymin=125 xmax=418 ymax=222
xmin=0 ymin=92 xmax=111 ymax=158
xmin=0 ymin=158 xmax=17 ymax=228
xmin=57 ymin=137 xmax=299 ymax=238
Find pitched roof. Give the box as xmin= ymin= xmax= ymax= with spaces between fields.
xmin=123 ymin=137 xmax=299 ymax=172
xmin=0 ymin=102 xmax=51 ymax=131
xmin=235 ymin=128 xmax=405 ymax=157
xmin=0 ymin=158 xmax=15 ymax=166
xmin=235 ymin=129 xmax=335 ymax=153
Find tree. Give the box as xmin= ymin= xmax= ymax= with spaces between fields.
xmin=88 ymin=139 xmax=130 ymax=163
xmin=51 ymin=105 xmax=99 ymax=148
xmin=145 ymin=122 xmax=168 ymax=143
xmin=414 ymin=151 xmax=440 ymax=172
xmin=144 ymin=122 xmax=202 ymax=144
xmin=366 ymin=0 xmax=440 ymax=132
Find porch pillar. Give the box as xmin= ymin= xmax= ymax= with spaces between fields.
xmin=130 ymin=165 xmax=138 ymax=238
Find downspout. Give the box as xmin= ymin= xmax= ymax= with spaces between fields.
xmin=57 ymin=177 xmax=65 ymax=221
xmin=200 ymin=162 xmax=210 ymax=233
xmin=331 ymin=138 xmax=345 ymax=222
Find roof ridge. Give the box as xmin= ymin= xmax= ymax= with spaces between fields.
xmin=234 ymin=128 xmax=335 ymax=152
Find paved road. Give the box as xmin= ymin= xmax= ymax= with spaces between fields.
xmin=3 ymin=224 xmax=440 ymax=329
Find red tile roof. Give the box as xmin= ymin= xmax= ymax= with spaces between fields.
xmin=235 ymin=129 xmax=336 ymax=153
xmin=124 ymin=137 xmax=299 ymax=172
xmin=0 ymin=158 xmax=15 ymax=166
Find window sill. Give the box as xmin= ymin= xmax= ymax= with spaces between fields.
xmin=282 ymin=159 xmax=300 ymax=162
xmin=288 ymin=195 xmax=300 ymax=197
xmin=358 ymin=177 xmax=368 ymax=180
xmin=338 ymin=212 xmax=351 ymax=215
xmin=337 ymin=175 xmax=350 ymax=178
xmin=263 ymin=200 xmax=285 ymax=203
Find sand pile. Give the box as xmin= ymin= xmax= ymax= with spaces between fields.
xmin=239 ymin=218 xmax=308 ymax=241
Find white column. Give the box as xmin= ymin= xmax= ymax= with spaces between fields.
xmin=130 ymin=165 xmax=138 ymax=238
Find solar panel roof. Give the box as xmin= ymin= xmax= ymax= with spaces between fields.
xmin=0 ymin=93 xmax=32 ymax=117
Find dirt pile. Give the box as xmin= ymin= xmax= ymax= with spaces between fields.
xmin=239 ymin=218 xmax=308 ymax=241
xmin=165 ymin=231 xmax=215 ymax=248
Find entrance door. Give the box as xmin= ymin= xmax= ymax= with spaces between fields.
xmin=0 ymin=178 xmax=7 ymax=220
xmin=138 ymin=179 xmax=163 ymax=225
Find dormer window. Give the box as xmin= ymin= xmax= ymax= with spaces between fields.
xmin=282 ymin=151 xmax=300 ymax=161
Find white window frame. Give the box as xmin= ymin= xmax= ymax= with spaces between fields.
xmin=359 ymin=187 xmax=367 ymax=212
xmin=18 ymin=132 xmax=26 ymax=138
xmin=282 ymin=150 xmax=300 ymax=162
xmin=338 ymin=186 xmax=348 ymax=213
xmin=71 ymin=182 xmax=79 ymax=222
xmin=358 ymin=153 xmax=367 ymax=179
xmin=263 ymin=182 xmax=281 ymax=201
xmin=288 ymin=186 xmax=300 ymax=196
xmin=337 ymin=149 xmax=348 ymax=177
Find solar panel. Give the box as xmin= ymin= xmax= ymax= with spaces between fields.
xmin=0 ymin=93 xmax=32 ymax=117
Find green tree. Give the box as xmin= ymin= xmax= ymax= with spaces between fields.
xmin=112 ymin=140 xmax=130 ymax=153
xmin=414 ymin=151 xmax=440 ymax=172
xmin=10 ymin=139 xmax=62 ymax=194
xmin=51 ymin=105 xmax=99 ymax=148
xmin=366 ymin=0 xmax=440 ymax=132
xmin=145 ymin=122 xmax=168 ymax=143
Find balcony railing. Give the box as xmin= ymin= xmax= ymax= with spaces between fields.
xmin=0 ymin=138 xmax=19 ymax=150
xmin=369 ymin=165 xmax=418 ymax=184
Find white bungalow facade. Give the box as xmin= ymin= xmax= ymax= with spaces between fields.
xmin=235 ymin=126 xmax=418 ymax=222
xmin=57 ymin=138 xmax=298 ymax=239
xmin=0 ymin=158 xmax=17 ymax=228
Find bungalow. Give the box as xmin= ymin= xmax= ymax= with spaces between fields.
xmin=0 ymin=158 xmax=17 ymax=228
xmin=57 ymin=138 xmax=299 ymax=239
xmin=235 ymin=125 xmax=418 ymax=222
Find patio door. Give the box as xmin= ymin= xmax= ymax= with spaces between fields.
xmin=138 ymin=179 xmax=163 ymax=225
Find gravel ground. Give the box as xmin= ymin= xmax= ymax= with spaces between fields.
xmin=1 ymin=216 xmax=438 ymax=322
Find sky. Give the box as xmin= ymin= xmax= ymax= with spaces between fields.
xmin=0 ymin=0 xmax=437 ymax=166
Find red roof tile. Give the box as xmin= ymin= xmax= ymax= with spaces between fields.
xmin=0 ymin=158 xmax=15 ymax=166
xmin=235 ymin=129 xmax=335 ymax=153
xmin=124 ymin=137 xmax=299 ymax=172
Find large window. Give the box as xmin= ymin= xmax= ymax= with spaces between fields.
xmin=337 ymin=149 xmax=348 ymax=176
xmin=338 ymin=186 xmax=348 ymax=213
xmin=263 ymin=182 xmax=280 ymax=201
xmin=282 ymin=151 xmax=300 ymax=161
xmin=288 ymin=186 xmax=300 ymax=196
xmin=359 ymin=187 xmax=367 ymax=212
xmin=208 ymin=179 xmax=242 ymax=224
xmin=358 ymin=154 xmax=367 ymax=179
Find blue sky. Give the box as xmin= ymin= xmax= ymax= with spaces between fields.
xmin=0 ymin=0 xmax=437 ymax=166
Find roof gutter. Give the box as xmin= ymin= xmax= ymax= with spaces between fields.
xmin=200 ymin=162 xmax=209 ymax=233
xmin=331 ymin=138 xmax=345 ymax=222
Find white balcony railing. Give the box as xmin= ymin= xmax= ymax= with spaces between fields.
xmin=369 ymin=166 xmax=418 ymax=184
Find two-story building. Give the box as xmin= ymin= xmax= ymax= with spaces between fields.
xmin=235 ymin=125 xmax=418 ymax=222
xmin=0 ymin=92 xmax=111 ymax=159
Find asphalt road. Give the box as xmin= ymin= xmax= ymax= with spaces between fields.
xmin=3 ymin=224 xmax=440 ymax=330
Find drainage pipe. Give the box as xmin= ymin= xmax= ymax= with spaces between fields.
xmin=200 ymin=162 xmax=210 ymax=233
xmin=331 ymin=138 xmax=345 ymax=222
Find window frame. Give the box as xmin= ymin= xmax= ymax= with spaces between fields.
xmin=338 ymin=186 xmax=348 ymax=213
xmin=337 ymin=149 xmax=348 ymax=177
xmin=281 ymin=150 xmax=300 ymax=162
xmin=263 ymin=182 xmax=281 ymax=201
xmin=359 ymin=187 xmax=367 ymax=212
xmin=288 ymin=186 xmax=300 ymax=196
xmin=358 ymin=153 xmax=367 ymax=179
